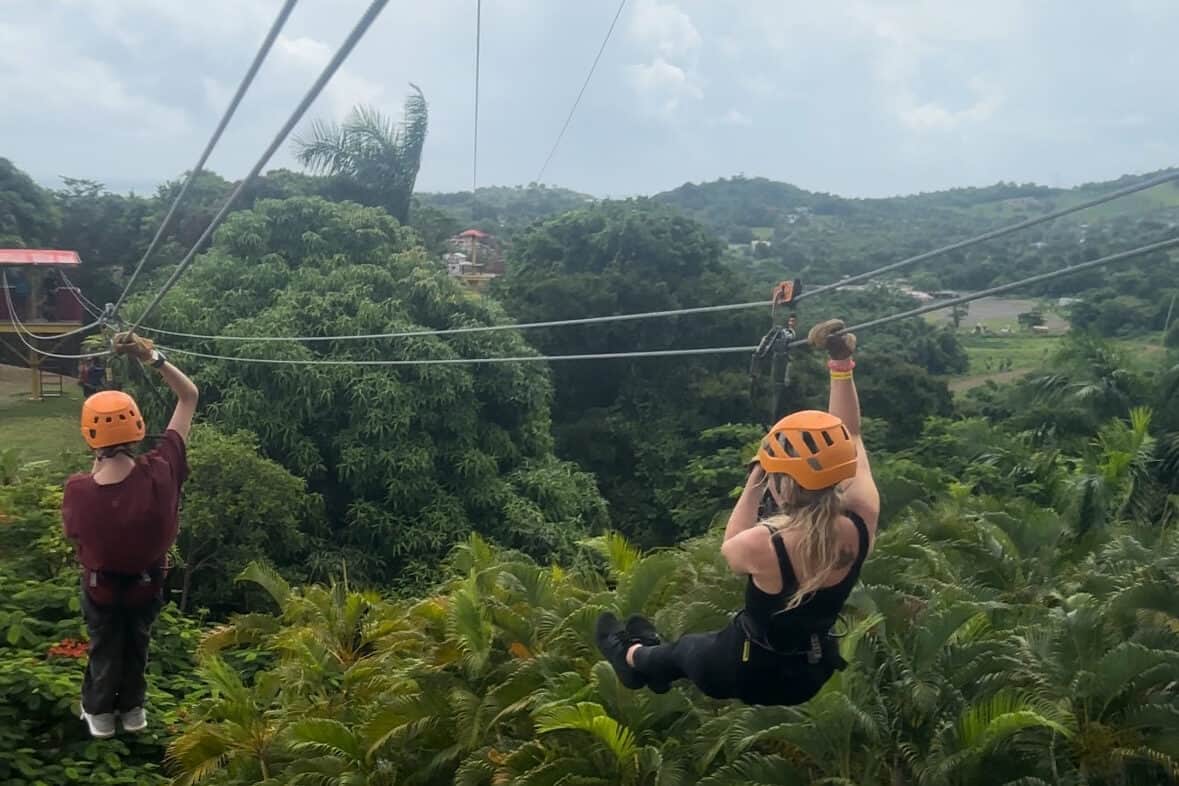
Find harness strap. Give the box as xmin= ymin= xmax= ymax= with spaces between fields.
xmin=842 ymin=510 xmax=871 ymax=587
xmin=768 ymin=527 xmax=799 ymax=594
xmin=87 ymin=566 xmax=163 ymax=590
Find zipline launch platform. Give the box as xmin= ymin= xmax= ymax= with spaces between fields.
xmin=0 ymin=249 xmax=91 ymax=399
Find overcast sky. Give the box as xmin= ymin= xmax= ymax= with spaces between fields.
xmin=2 ymin=0 xmax=1177 ymax=199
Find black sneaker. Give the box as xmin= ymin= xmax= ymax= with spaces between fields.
xmin=624 ymin=615 xmax=671 ymax=694
xmin=595 ymin=612 xmax=645 ymax=689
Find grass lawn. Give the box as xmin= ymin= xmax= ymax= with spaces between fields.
xmin=959 ymin=334 xmax=1065 ymax=375
xmin=0 ymin=364 xmax=88 ymax=464
xmin=950 ymin=331 xmax=1169 ymax=393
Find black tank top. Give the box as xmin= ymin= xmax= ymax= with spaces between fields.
xmin=742 ymin=510 xmax=870 ymax=652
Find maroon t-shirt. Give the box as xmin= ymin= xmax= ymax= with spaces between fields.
xmin=62 ymin=429 xmax=188 ymax=605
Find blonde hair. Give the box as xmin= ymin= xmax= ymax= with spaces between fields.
xmin=763 ymin=473 xmax=846 ymax=611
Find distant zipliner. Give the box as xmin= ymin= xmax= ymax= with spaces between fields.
xmin=596 ymin=318 xmax=880 ymax=706
xmin=61 ymin=333 xmax=198 ymax=739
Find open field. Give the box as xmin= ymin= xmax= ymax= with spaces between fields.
xmin=950 ymin=331 xmax=1169 ymax=393
xmin=0 ymin=364 xmax=86 ymax=463
xmin=959 ymin=334 xmax=1065 ymax=375
xmin=926 ymin=295 xmax=1069 ymax=333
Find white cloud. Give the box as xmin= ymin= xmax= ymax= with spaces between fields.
xmin=740 ymin=73 xmax=778 ymax=99
xmin=627 ymin=57 xmax=703 ymax=116
xmin=895 ymin=78 xmax=1005 ymax=132
xmin=629 ymin=0 xmax=702 ymax=58
xmin=713 ymin=108 xmax=753 ymax=127
xmin=60 ymin=0 xmax=278 ymax=50
xmin=201 ymin=76 xmax=233 ymax=114
xmin=625 ymin=1 xmax=703 ymax=118
xmin=0 ymin=22 xmax=189 ymax=139
xmin=272 ymin=35 xmax=386 ymax=118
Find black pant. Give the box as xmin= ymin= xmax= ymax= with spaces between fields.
xmin=631 ymin=617 xmax=833 ymax=706
xmin=80 ymin=587 xmax=162 ymax=715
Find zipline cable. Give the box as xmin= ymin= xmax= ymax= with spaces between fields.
xmin=2 ymin=275 xmax=110 ymax=360
xmin=472 ymin=0 xmax=482 ymax=193
xmin=15 ymin=271 xmax=102 ymax=339
xmin=791 ymin=234 xmax=1179 ymax=347
xmin=58 ymin=271 xmax=105 ymax=320
xmin=137 ymin=297 xmax=759 ymax=342
xmin=4 ymin=268 xmax=102 ymax=338
xmin=111 ymin=0 xmax=300 ymax=314
xmin=135 ymin=169 xmax=1179 ymax=344
xmin=123 ymin=0 xmax=392 ymax=336
xmin=792 ymin=169 xmax=1179 ymax=305
xmin=149 ymin=235 xmax=1179 ymax=366
xmin=0 ymin=272 xmax=103 ymax=341
xmin=535 ymin=0 xmax=628 ymax=184
xmin=155 ymin=342 xmax=753 ymax=366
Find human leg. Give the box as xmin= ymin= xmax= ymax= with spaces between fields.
xmin=630 ymin=621 xmax=746 ymax=700
xmin=79 ymin=589 xmax=123 ymax=737
xmin=116 ymin=594 xmax=162 ymax=724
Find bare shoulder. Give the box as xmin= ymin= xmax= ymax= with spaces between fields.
xmin=772 ymin=513 xmax=866 ymax=586
xmin=843 ymin=502 xmax=878 ymax=552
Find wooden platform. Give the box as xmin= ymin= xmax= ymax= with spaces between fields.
xmin=0 ymin=321 xmax=85 ymax=335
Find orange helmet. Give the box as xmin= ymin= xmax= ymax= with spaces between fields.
xmin=80 ymin=391 xmax=145 ymax=449
xmin=756 ymin=410 xmax=857 ymax=490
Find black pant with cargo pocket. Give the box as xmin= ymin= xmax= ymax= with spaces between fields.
xmin=631 ymin=615 xmax=836 ymax=706
xmin=80 ymin=582 xmax=163 ymax=715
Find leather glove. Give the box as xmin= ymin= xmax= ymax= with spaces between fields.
xmin=112 ymin=331 xmax=155 ymax=362
xmin=808 ymin=319 xmax=856 ymax=360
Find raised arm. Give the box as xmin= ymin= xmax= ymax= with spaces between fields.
xmin=113 ymin=333 xmax=199 ymax=443
xmin=809 ymin=320 xmax=879 ymax=528
xmin=723 ymin=465 xmax=766 ymax=542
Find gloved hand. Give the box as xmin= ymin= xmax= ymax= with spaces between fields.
xmin=112 ymin=331 xmax=155 ymax=363
xmin=808 ymin=319 xmax=856 ymax=360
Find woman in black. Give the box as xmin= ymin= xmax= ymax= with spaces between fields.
xmin=596 ymin=319 xmax=880 ymax=705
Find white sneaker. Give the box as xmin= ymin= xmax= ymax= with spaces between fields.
xmin=120 ymin=707 xmax=147 ymax=733
xmin=81 ymin=710 xmax=116 ymax=738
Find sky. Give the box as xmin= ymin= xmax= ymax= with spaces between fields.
xmin=2 ymin=0 xmax=1177 ymax=199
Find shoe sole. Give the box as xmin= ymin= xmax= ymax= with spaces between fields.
xmin=624 ymin=615 xmax=672 ymax=694
xmin=595 ymin=613 xmax=645 ymax=690
xmin=81 ymin=712 xmax=117 ymax=738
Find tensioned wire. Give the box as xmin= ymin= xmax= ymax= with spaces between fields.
xmin=150 ymin=234 xmax=1179 ymax=367
xmin=136 ymin=169 xmax=1179 ymax=344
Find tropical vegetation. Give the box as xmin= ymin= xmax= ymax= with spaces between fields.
xmin=1 ymin=99 xmax=1178 ymax=784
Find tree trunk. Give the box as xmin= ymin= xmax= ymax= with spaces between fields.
xmin=180 ymin=565 xmax=192 ymax=614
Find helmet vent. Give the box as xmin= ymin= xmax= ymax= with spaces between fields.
xmin=806 ymin=458 xmax=823 ymax=472
xmin=92 ymin=416 xmax=100 ymax=424
xmin=801 ymin=432 xmax=820 ymax=455
xmin=88 ymin=429 xmax=97 ymax=439
xmin=775 ymin=433 xmax=799 ymax=457
xmin=821 ymin=430 xmax=835 ymax=447
xmin=840 ymin=425 xmax=850 ymax=440
xmin=105 ymin=417 xmax=112 ymax=423
xmin=118 ymin=414 xmax=126 ymax=421
xmin=136 ymin=420 xmax=143 ymax=430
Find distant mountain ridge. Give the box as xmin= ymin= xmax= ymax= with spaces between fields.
xmin=414 ymin=169 xmax=1179 ymax=236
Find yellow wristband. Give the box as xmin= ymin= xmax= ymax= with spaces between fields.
xmin=829 ymin=370 xmax=853 ymax=380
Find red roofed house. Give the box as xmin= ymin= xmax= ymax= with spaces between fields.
xmin=445 ymin=228 xmax=505 ymax=291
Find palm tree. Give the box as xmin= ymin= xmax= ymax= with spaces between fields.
xmin=1063 ymin=407 xmax=1160 ymax=538
xmin=293 ymin=84 xmax=428 ymax=224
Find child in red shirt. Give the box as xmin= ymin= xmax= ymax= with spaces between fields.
xmin=61 ymin=332 xmax=198 ymax=739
